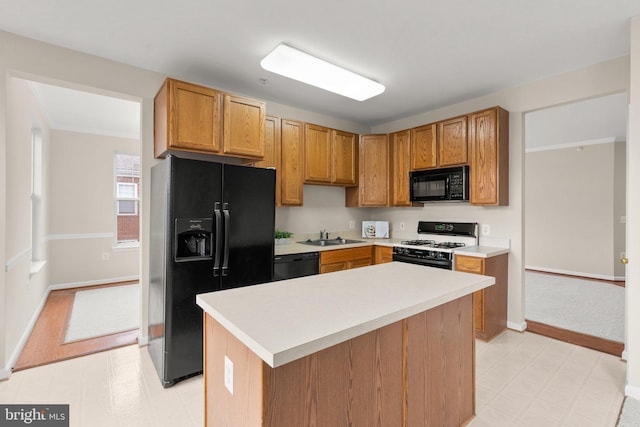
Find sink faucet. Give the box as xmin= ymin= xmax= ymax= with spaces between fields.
xmin=320 ymin=229 xmax=329 ymax=240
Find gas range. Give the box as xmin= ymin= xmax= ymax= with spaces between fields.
xmin=398 ymin=240 xmax=467 ymax=250
xmin=392 ymin=222 xmax=478 ymax=269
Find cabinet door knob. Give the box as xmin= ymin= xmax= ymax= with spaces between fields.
xmin=621 ymin=257 xmax=629 ymax=265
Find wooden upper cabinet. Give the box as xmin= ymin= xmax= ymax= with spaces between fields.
xmin=154 ymin=78 xmax=265 ymax=160
xmin=469 ymin=107 xmax=509 ymax=206
xmin=411 ymin=123 xmax=437 ymax=170
xmin=304 ymin=124 xmax=358 ymax=186
xmin=304 ymin=124 xmax=332 ymax=183
xmin=346 ymin=134 xmax=389 ymax=207
xmin=223 ymin=94 xmax=265 ymax=159
xmin=256 ymin=116 xmax=281 ymax=205
xmin=332 ymin=130 xmax=358 ymax=186
xmin=438 ymin=115 xmax=468 ymax=166
xmin=280 ymin=119 xmax=305 ymax=206
xmin=155 ymin=78 xmax=221 ymax=158
xmin=389 ymin=129 xmax=412 ymax=206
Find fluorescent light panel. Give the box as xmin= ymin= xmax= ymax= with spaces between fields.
xmin=260 ymin=44 xmax=385 ymax=101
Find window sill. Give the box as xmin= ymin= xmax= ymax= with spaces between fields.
xmin=30 ymin=260 xmax=47 ymax=276
xmin=113 ymin=242 xmax=140 ymax=251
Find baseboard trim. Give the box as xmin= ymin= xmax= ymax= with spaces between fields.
xmin=138 ymin=334 xmax=149 ymax=346
xmin=625 ymin=385 xmax=640 ymax=400
xmin=0 ymin=368 xmax=11 ymax=381
xmin=507 ymin=321 xmax=527 ymax=332
xmin=526 ymin=319 xmax=624 ymax=357
xmin=5 ymin=285 xmax=53 ymax=378
xmin=525 ymin=265 xmax=625 ymax=282
xmin=49 ymin=276 xmax=140 ymax=291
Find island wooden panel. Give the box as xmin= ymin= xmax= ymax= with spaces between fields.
xmin=204 ymin=293 xmax=476 ymax=426
xmin=406 ymin=294 xmax=474 ymax=426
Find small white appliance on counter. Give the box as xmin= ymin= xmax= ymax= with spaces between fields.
xmin=362 ymin=221 xmax=389 ymax=238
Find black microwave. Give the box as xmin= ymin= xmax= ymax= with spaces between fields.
xmin=410 ymin=165 xmax=469 ymax=202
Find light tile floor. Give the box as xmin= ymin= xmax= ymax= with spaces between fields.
xmin=470 ymin=330 xmax=626 ymax=427
xmin=0 ymin=330 xmax=626 ymax=427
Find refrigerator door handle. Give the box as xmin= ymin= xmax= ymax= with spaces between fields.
xmin=222 ymin=203 xmax=230 ymax=276
xmin=213 ymin=202 xmax=222 ymax=277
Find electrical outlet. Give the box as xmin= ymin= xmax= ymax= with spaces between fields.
xmin=482 ymin=224 xmax=490 ymax=236
xmin=349 ymin=220 xmax=355 ymax=230
xmin=621 ymin=216 xmax=627 ymax=224
xmin=399 ymin=222 xmax=405 ymax=230
xmin=102 ymin=252 xmax=110 ymax=261
xmin=224 ymin=355 xmax=234 ymax=394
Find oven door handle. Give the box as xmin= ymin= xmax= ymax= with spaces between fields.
xmin=392 ymin=253 xmax=452 ymax=269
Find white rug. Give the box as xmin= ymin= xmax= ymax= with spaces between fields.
xmin=65 ymin=284 xmax=139 ymax=343
xmin=525 ymin=271 xmax=624 ymax=342
xmin=617 ymin=397 xmax=640 ymax=427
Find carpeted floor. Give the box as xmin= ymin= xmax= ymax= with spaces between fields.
xmin=617 ymin=397 xmax=640 ymax=426
xmin=65 ymin=283 xmax=140 ymax=342
xmin=525 ymin=271 xmax=624 ymax=343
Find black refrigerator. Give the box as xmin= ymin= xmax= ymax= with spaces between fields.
xmin=148 ymin=155 xmax=275 ymax=387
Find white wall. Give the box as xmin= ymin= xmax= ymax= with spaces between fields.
xmin=625 ymin=15 xmax=640 ymax=400
xmin=276 ymin=185 xmax=370 ymax=240
xmin=0 ymin=31 xmax=369 ymax=373
xmin=1 ymin=27 xmax=639 ymax=394
xmin=370 ymin=56 xmax=629 ymax=332
xmin=48 ymin=129 xmax=139 ymax=286
xmin=0 ymin=31 xmax=165 ymax=372
xmin=525 ymin=142 xmax=624 ymax=280
xmin=4 ymin=77 xmax=51 ymax=371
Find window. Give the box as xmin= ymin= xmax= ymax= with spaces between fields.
xmin=116 ymin=183 xmax=138 ymax=215
xmin=115 ymin=153 xmax=141 ymax=244
xmin=31 ymin=128 xmax=43 ymax=263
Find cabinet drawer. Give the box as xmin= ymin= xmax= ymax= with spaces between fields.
xmin=349 ymin=258 xmax=373 ymax=269
xmin=320 ymin=262 xmax=348 ymax=274
xmin=320 ymin=246 xmax=373 ymax=265
xmin=455 ymin=255 xmax=484 ymax=274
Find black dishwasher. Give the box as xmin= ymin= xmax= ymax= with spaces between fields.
xmin=273 ymin=252 xmax=319 ymax=281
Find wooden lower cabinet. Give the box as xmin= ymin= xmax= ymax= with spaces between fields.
xmin=374 ymin=246 xmax=393 ymax=264
xmin=455 ymin=253 xmax=508 ymax=340
xmin=320 ymin=246 xmax=373 ymax=273
xmin=204 ymin=294 xmax=474 ymax=426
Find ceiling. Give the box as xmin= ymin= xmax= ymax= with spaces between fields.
xmin=525 ymin=92 xmax=628 ymax=150
xmin=1 ymin=0 xmax=639 ymax=128
xmin=27 ymin=81 xmax=141 ymax=139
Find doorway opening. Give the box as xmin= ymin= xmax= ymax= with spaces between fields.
xmin=523 ymin=92 xmax=627 ymax=356
xmin=9 ymin=77 xmax=142 ymax=369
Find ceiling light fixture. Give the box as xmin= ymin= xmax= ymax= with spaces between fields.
xmin=260 ymin=44 xmax=385 ymax=101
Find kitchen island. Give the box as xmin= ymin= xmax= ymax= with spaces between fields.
xmin=196 ymin=262 xmax=495 ymax=426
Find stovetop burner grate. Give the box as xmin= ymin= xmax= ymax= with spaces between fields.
xmin=400 ymin=240 xmax=466 ymax=249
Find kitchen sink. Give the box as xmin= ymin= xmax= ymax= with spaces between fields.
xmin=298 ymin=238 xmax=363 ymax=247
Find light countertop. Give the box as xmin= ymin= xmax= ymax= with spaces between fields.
xmin=196 ymin=262 xmax=494 ymax=368
xmin=454 ymin=246 xmax=510 ymax=258
xmin=274 ymin=238 xmax=400 ymax=255
xmin=275 ymin=238 xmax=509 ymax=258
